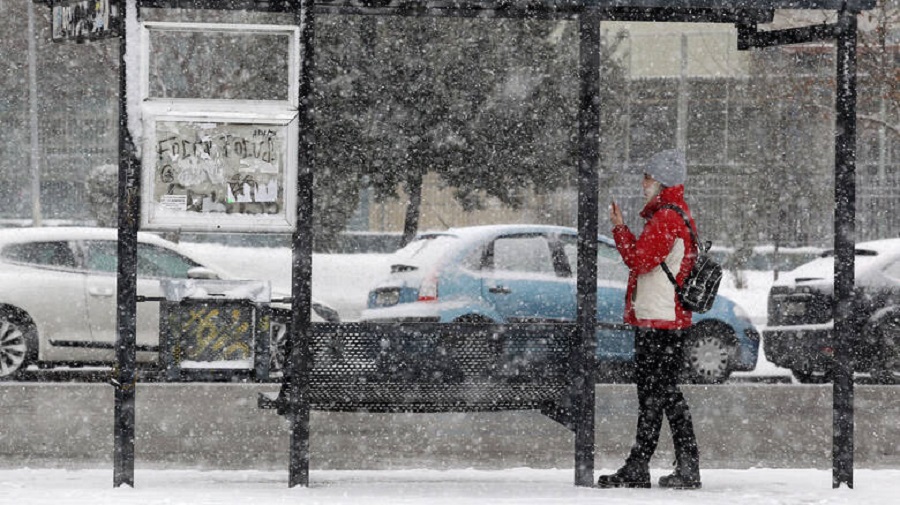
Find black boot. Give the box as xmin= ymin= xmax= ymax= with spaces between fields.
xmin=658 ymin=470 xmax=701 ymax=489
xmin=597 ymin=461 xmax=650 ymax=489
xmin=658 ymin=457 xmax=701 ymax=489
xmin=660 ymin=399 xmax=701 ymax=489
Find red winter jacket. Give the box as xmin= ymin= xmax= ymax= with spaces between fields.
xmin=612 ymin=185 xmax=697 ymax=330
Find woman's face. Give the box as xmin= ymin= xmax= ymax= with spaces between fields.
xmin=642 ymin=174 xmax=661 ymax=202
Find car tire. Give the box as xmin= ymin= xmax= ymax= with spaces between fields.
xmin=871 ymin=315 xmax=900 ymax=385
xmin=0 ymin=309 xmax=37 ymax=380
xmin=682 ymin=321 xmax=735 ymax=384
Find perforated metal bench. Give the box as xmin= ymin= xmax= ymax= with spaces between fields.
xmin=259 ymin=322 xmax=580 ymax=427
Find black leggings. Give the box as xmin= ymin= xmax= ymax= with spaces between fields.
xmin=626 ymin=328 xmax=699 ymax=467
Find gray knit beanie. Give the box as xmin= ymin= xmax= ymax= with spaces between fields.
xmin=640 ymin=149 xmax=686 ymax=187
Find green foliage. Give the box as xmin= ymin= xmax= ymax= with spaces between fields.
xmin=313 ymin=16 xmax=628 ymax=246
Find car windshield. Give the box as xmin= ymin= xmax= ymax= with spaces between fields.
xmin=391 ymin=234 xmax=459 ymax=270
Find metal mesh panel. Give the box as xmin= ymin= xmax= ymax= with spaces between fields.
xmin=292 ymin=322 xmax=577 ymax=412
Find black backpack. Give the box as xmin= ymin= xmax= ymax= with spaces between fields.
xmin=658 ymin=204 xmax=722 ymax=313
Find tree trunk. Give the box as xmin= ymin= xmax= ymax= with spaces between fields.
xmin=402 ymin=171 xmax=424 ymax=246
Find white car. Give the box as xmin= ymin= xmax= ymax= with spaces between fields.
xmin=0 ymin=227 xmax=338 ymax=379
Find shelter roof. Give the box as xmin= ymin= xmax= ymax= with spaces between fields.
xmin=133 ymin=0 xmax=877 ymax=20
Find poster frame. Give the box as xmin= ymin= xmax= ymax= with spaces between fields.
xmin=137 ymin=21 xmax=302 ymax=233
xmin=140 ymin=108 xmax=299 ymax=233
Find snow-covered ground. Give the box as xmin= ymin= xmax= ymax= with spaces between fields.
xmin=178 ymin=243 xmax=793 ymax=378
xmin=2 ymin=467 xmax=894 ymax=504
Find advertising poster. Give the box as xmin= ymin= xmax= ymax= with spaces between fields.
xmin=51 ymin=0 xmax=121 ymax=41
xmin=142 ymin=118 xmax=297 ymax=232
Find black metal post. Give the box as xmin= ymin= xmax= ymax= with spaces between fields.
xmin=832 ymin=8 xmax=857 ymax=490
xmin=114 ymin=2 xmax=140 ymax=489
xmin=574 ymin=7 xmax=600 ymax=488
xmin=287 ymin=0 xmax=316 ymax=488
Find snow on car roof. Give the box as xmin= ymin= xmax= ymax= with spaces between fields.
xmin=0 ymin=226 xmax=174 ymax=247
xmin=0 ymin=226 xmax=207 ymax=265
xmin=774 ymin=237 xmax=900 ymax=286
xmin=846 ymin=237 xmax=900 ymax=256
xmin=392 ymin=225 xmax=580 ymax=270
xmin=407 ymin=224 xmax=613 ymax=258
xmin=422 ymin=224 xmax=577 ymax=240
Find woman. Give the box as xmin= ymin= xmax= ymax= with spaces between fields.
xmin=597 ymin=149 xmax=702 ymax=490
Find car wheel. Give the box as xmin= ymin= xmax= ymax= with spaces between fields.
xmin=682 ymin=322 xmax=735 ymax=384
xmin=871 ymin=315 xmax=900 ymax=385
xmin=0 ymin=310 xmax=36 ymax=380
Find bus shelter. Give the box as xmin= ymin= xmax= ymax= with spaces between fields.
xmin=40 ymin=0 xmax=875 ymax=490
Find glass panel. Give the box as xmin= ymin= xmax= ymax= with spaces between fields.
xmin=147 ymin=29 xmax=290 ymax=101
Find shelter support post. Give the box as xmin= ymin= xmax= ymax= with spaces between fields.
xmin=737 ymin=8 xmax=864 ymax=488
xmin=113 ymin=1 xmax=140 ymax=489
xmin=574 ymin=7 xmax=600 ymax=488
xmin=832 ymin=8 xmax=858 ymax=490
xmin=287 ymin=0 xmax=316 ymax=489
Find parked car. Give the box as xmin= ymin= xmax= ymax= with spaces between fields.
xmin=360 ymin=225 xmax=759 ymax=384
xmin=0 ymin=227 xmax=338 ymax=379
xmin=709 ymin=245 xmax=824 ymax=272
xmin=764 ymin=238 xmax=900 ymax=384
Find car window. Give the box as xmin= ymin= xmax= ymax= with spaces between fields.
xmin=598 ymin=242 xmax=629 ymax=283
xmin=84 ymin=240 xmax=118 ymax=273
xmin=492 ymin=235 xmax=555 ymax=274
xmin=392 ymin=234 xmax=458 ymax=269
xmin=138 ymin=243 xmax=202 ymax=278
xmin=461 ymin=245 xmax=485 ymax=270
xmin=84 ymin=240 xmax=201 ymax=278
xmin=560 ymin=236 xmax=628 ymax=283
xmin=1 ymin=241 xmax=78 ymax=268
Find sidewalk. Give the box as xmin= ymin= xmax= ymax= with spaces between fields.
xmin=1 ymin=467 xmax=894 ymax=505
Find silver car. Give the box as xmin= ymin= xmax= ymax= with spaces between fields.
xmin=0 ymin=227 xmax=336 ymax=378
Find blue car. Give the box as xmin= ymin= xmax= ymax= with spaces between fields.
xmin=360 ymin=225 xmax=759 ymax=383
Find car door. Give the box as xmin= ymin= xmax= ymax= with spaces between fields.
xmin=0 ymin=240 xmax=93 ymax=356
xmin=482 ymin=233 xmax=576 ymax=322
xmin=594 ymin=239 xmax=635 ymax=360
xmin=560 ymin=236 xmax=634 ymax=361
xmin=82 ymin=240 xmax=203 ymax=359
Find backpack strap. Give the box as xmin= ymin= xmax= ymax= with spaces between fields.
xmin=660 ymin=204 xmax=701 ymax=252
xmin=657 ymin=204 xmax=700 ymax=290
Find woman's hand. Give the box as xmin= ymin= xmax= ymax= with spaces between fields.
xmin=610 ymin=201 xmax=624 ymax=227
